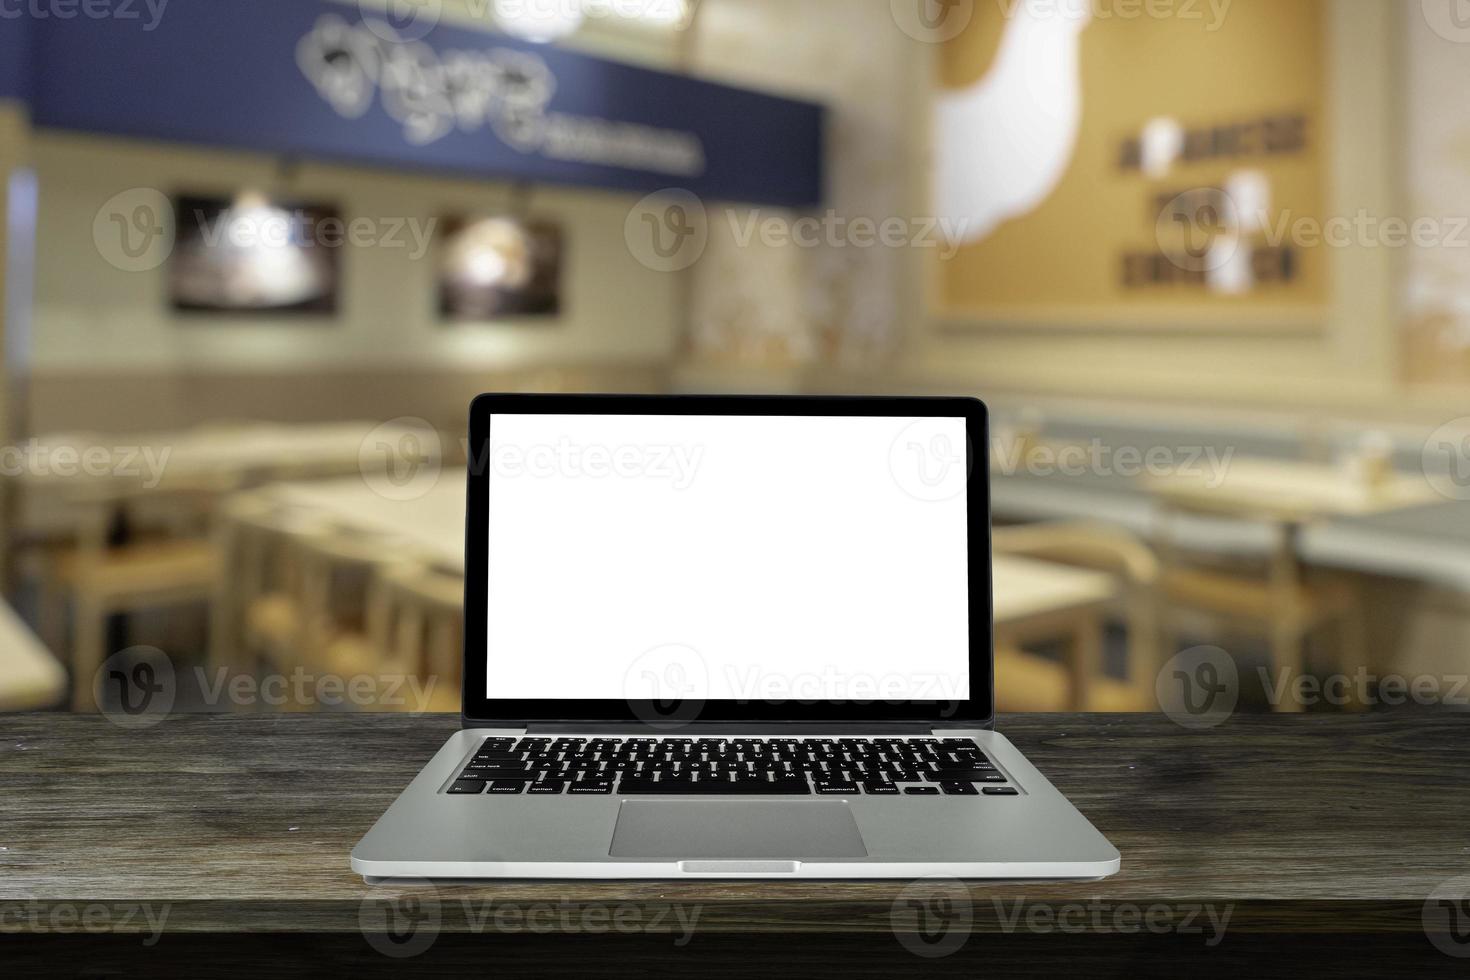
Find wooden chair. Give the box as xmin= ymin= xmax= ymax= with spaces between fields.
xmin=1151 ymin=496 xmax=1365 ymax=712
xmin=212 ymin=493 xmax=335 ymax=674
xmin=43 ymin=469 xmax=236 ymax=711
xmin=368 ymin=562 xmax=464 ymax=713
xmin=278 ymin=528 xmax=411 ymax=684
xmin=992 ymin=522 xmax=1162 ymax=711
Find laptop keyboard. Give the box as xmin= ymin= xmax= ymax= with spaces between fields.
xmin=445 ymin=736 xmax=1012 ymax=796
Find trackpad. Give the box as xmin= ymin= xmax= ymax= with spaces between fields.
xmin=609 ymin=801 xmax=868 ymax=859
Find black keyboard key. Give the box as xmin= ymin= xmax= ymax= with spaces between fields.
xmin=862 ymin=781 xmax=900 ymax=795
xmin=815 ymin=784 xmax=858 ymax=795
xmin=984 ymin=787 xmax=1020 ymax=796
xmin=527 ymin=781 xmax=566 ymax=794
xmin=488 ymin=780 xmax=526 ymax=794
xmin=447 ymin=779 xmax=485 ymax=794
xmin=940 ymin=782 xmax=979 ymax=795
xmin=471 ymin=767 xmax=537 ymax=780
xmin=568 ymin=780 xmax=614 ymax=794
xmin=925 ymin=770 xmax=1007 ymax=783
xmin=618 ymin=779 xmax=809 ymax=795
xmin=903 ymin=786 xmax=940 ymax=795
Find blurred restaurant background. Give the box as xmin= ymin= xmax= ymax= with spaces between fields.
xmin=3 ymin=0 xmax=1470 ymax=718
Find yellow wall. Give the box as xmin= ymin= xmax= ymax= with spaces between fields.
xmin=937 ymin=0 xmax=1327 ymax=320
xmin=904 ymin=0 xmax=1428 ymax=418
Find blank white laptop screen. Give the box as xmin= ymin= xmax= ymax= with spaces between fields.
xmin=484 ymin=413 xmax=970 ymax=703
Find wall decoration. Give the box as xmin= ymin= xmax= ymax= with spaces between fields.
xmin=439 ymin=217 xmax=563 ymax=321
xmin=932 ymin=0 xmax=1328 ymax=326
xmin=169 ymin=193 xmax=340 ymax=315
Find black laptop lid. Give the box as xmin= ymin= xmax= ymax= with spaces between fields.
xmin=460 ymin=394 xmax=992 ymax=728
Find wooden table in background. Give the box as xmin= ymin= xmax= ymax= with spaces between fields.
xmin=1 ymin=712 xmax=1466 ymax=976
xmin=1143 ymin=457 xmax=1442 ymax=522
xmin=264 ymin=476 xmax=466 ymax=571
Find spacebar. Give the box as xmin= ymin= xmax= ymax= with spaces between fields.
xmin=617 ymin=780 xmax=811 ymax=795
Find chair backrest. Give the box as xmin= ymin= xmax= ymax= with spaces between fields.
xmin=992 ymin=521 xmax=1162 ymax=690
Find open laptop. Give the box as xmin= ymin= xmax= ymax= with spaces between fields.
xmin=351 ymin=394 xmax=1119 ymax=879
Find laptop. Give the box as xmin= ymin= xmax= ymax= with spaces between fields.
xmin=351 ymin=394 xmax=1120 ymax=879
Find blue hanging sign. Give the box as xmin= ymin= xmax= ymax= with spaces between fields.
xmin=18 ymin=0 xmax=823 ymax=206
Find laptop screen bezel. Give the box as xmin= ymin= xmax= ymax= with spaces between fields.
xmin=460 ymin=393 xmax=993 ymax=728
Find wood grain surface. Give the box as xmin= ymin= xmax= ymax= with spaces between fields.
xmin=2 ymin=711 xmax=1467 ymax=938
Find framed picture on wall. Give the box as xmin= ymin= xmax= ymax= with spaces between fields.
xmin=169 ymin=193 xmax=341 ymax=315
xmin=438 ymin=216 xmax=563 ymax=322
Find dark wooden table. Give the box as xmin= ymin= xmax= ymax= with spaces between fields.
xmin=3 ymin=712 xmax=1469 ymax=976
